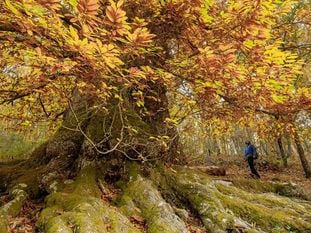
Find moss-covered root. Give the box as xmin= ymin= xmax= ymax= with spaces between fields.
xmin=231 ymin=178 xmax=311 ymax=200
xmin=0 ymin=184 xmax=29 ymax=233
xmin=215 ymin=183 xmax=311 ymax=219
xmin=163 ymin=167 xmax=252 ymax=233
xmin=119 ymin=164 xmax=189 ymax=233
xmin=213 ymin=183 xmax=311 ymax=232
xmin=164 ymin=166 xmax=311 ymax=233
xmin=36 ymin=166 xmax=140 ymax=233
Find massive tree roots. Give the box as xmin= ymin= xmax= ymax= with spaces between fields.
xmin=36 ymin=167 xmax=139 ymax=233
xmin=0 ymin=163 xmax=310 ymax=233
xmin=161 ymin=166 xmax=311 ymax=232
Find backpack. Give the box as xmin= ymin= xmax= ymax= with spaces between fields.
xmin=253 ymin=146 xmax=258 ymax=159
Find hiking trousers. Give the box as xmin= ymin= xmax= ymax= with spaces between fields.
xmin=247 ymin=156 xmax=260 ymax=178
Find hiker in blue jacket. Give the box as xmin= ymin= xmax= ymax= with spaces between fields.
xmin=244 ymin=141 xmax=260 ymax=178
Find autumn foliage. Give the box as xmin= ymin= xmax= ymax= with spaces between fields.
xmin=0 ymin=0 xmax=310 ymax=148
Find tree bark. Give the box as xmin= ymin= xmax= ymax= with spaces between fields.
xmin=277 ymin=137 xmax=288 ymax=167
xmin=293 ymin=129 xmax=311 ymax=178
xmin=285 ymin=135 xmax=292 ymax=158
xmin=260 ymin=141 xmax=269 ymax=157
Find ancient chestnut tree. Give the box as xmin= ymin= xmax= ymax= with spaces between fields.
xmin=1 ymin=1 xmax=311 ymax=232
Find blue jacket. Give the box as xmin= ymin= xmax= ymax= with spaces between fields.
xmin=245 ymin=145 xmax=256 ymax=158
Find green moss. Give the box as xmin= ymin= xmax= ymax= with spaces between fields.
xmin=36 ymin=206 xmax=63 ymax=228
xmin=165 ymin=169 xmax=235 ymax=231
xmin=220 ymin=194 xmax=311 ymax=232
xmin=64 ymin=167 xmax=101 ymax=198
xmin=215 ymin=184 xmax=311 ymax=217
xmin=126 ymin=162 xmax=140 ymax=180
xmin=231 ymin=178 xmax=310 ymax=200
xmin=149 ymin=167 xmax=185 ymax=209
xmin=118 ymin=195 xmax=141 ymax=217
xmin=36 ymin=166 xmax=140 ymax=233
xmin=163 ymin=166 xmax=311 ymax=233
xmin=46 ymin=193 xmax=94 ymax=211
xmin=0 ymin=185 xmax=28 ymax=218
xmin=0 ymin=211 xmax=9 ymax=233
xmin=129 ymin=175 xmax=187 ymax=233
xmin=0 ymin=184 xmax=29 ymax=233
xmin=44 ymin=216 xmax=73 ymax=233
xmin=64 ymin=211 xmax=105 ymax=233
xmin=119 ymin=164 xmax=188 ymax=233
xmin=103 ymin=206 xmax=141 ymax=233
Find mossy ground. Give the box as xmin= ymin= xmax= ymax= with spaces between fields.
xmin=164 ymin=166 xmax=311 ymax=233
xmin=1 ymin=163 xmax=310 ymax=233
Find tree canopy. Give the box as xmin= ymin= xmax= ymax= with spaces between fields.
xmin=0 ymin=0 xmax=310 ymax=140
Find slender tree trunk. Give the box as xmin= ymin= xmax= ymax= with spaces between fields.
xmin=230 ymin=137 xmax=238 ymax=155
xmin=277 ymin=137 xmax=288 ymax=167
xmin=293 ymin=129 xmax=311 ymax=178
xmin=215 ymin=139 xmax=221 ymax=155
xmin=303 ymin=139 xmax=310 ymax=153
xmin=206 ymin=137 xmax=213 ymax=156
xmin=221 ymin=137 xmax=228 ymax=155
xmin=268 ymin=141 xmax=277 ymax=158
xmin=285 ymin=135 xmax=292 ymax=158
xmin=260 ymin=141 xmax=269 ymax=157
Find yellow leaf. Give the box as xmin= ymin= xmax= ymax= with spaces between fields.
xmin=272 ymin=94 xmax=286 ymax=103
xmin=69 ymin=25 xmax=79 ymax=41
xmin=27 ymin=29 xmax=33 ymax=36
xmin=5 ymin=0 xmax=21 ymax=15
xmin=116 ymin=0 xmax=124 ymax=8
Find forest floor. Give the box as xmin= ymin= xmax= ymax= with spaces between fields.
xmin=3 ymin=155 xmax=311 ymax=233
xmin=205 ymin=154 xmax=311 ymax=199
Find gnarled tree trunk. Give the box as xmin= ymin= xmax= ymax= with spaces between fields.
xmin=0 ymin=83 xmax=183 ymax=231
